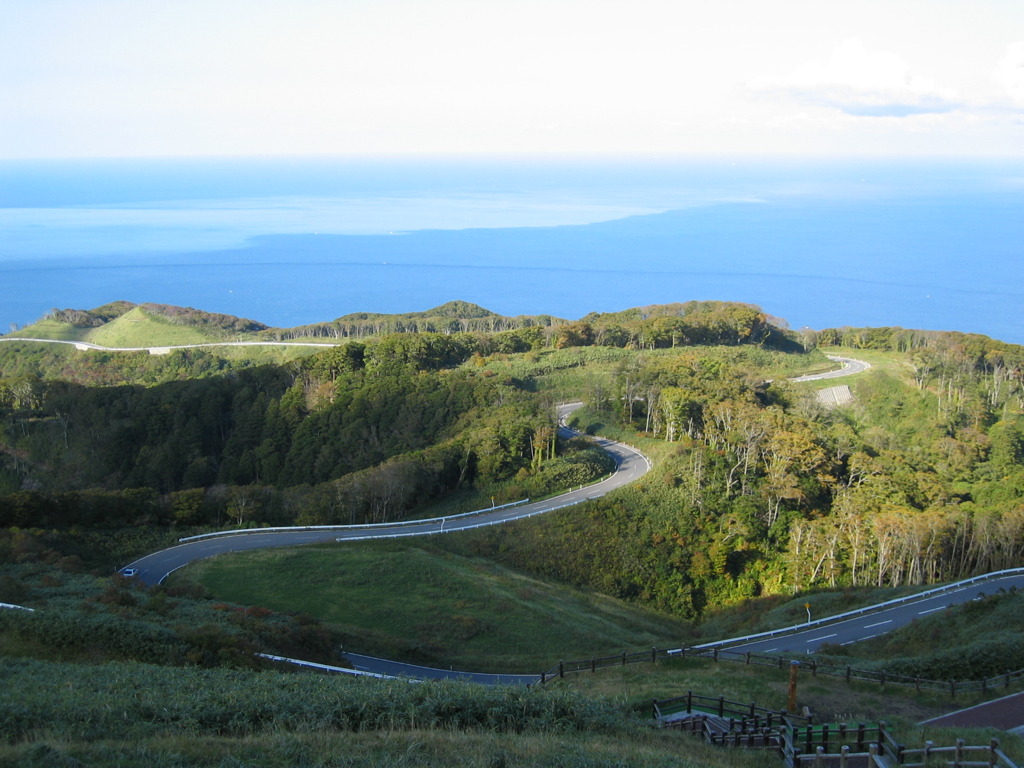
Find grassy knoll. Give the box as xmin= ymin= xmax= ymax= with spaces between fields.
xmin=4 ymin=317 xmax=91 ymax=341
xmin=86 ymin=306 xmax=228 ymax=347
xmin=7 ymin=307 xmax=224 ymax=347
xmin=173 ymin=541 xmax=692 ymax=673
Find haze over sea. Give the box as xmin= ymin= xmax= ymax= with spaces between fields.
xmin=1 ymin=155 xmax=1022 ymax=344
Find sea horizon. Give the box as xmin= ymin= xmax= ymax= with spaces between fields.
xmin=2 ymin=154 xmax=1022 ymax=344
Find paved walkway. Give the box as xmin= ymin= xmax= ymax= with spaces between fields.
xmin=920 ymin=690 xmax=1024 ymax=733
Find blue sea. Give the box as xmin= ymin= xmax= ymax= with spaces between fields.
xmin=1 ymin=155 xmax=1022 ymax=343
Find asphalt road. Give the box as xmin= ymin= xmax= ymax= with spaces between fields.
xmin=343 ymin=653 xmax=541 ymax=686
xmin=789 ymin=355 xmax=871 ymax=382
xmin=126 ymin=403 xmax=651 ymax=587
xmin=716 ymin=573 xmax=1024 ymax=655
xmin=121 ymin=358 xmax=877 ymax=682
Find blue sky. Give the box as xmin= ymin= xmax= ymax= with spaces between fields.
xmin=2 ymin=0 xmax=1023 ymax=158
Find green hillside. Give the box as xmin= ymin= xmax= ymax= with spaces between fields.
xmin=174 ymin=540 xmax=694 ymax=672
xmin=8 ymin=303 xmax=261 ymax=347
xmin=3 ymin=299 xmax=1024 ymax=766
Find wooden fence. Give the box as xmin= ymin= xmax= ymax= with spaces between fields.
xmin=653 ymin=692 xmax=1019 ymax=768
xmin=538 ymin=643 xmax=1024 ymax=699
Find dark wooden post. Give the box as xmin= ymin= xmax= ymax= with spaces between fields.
xmin=558 ymin=661 xmax=564 ymax=678
xmin=846 ymin=665 xmax=852 ymax=684
xmin=788 ymin=661 xmax=800 ymax=714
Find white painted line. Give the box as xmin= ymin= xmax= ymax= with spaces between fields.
xmin=918 ymin=606 xmax=945 ymax=615
xmin=864 ymin=620 xmax=892 ymax=629
xmin=806 ymin=633 xmax=837 ymax=644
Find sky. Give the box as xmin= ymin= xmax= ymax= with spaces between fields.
xmin=2 ymin=0 xmax=1023 ymax=159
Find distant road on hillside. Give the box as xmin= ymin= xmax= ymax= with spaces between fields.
xmin=0 ymin=337 xmax=334 ymax=353
xmin=789 ymin=355 xmax=871 ymax=382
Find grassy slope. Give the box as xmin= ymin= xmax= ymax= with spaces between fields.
xmin=5 ymin=317 xmax=90 ymax=341
xmin=175 ymin=540 xmax=692 ymax=673
xmin=7 ymin=307 xmax=228 ymax=347
xmin=86 ymin=306 xmax=228 ymax=346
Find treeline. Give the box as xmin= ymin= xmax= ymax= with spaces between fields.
xmin=0 ymin=331 xmax=631 ymax=528
xmin=448 ymin=339 xmax=1024 ymax=618
xmin=268 ymin=299 xmax=795 ymax=352
xmin=44 ymin=300 xmax=135 ymax=327
xmin=269 ymin=300 xmax=562 ymax=340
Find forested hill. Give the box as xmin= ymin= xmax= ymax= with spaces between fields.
xmin=1 ymin=298 xmax=1023 ymax=623
xmin=6 ymin=298 xmax=796 ymax=350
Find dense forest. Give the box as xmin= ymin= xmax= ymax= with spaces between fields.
xmin=2 ymin=300 xmax=1023 ymax=623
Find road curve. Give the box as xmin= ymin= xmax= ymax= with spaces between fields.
xmin=126 ymin=403 xmax=650 ymax=586
xmin=715 ymin=572 xmax=1024 ymax=656
xmin=789 ymin=355 xmax=871 ymax=382
xmin=120 ymin=355 xmax=870 ymax=681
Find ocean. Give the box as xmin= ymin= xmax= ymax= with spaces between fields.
xmin=1 ymin=155 xmax=1022 ymax=343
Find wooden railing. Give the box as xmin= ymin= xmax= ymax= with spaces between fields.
xmin=653 ymin=690 xmax=810 ymax=727
xmin=539 ymin=643 xmax=1024 ymax=699
xmin=653 ymin=693 xmax=1020 ymax=768
xmin=895 ymin=738 xmax=1016 ymax=767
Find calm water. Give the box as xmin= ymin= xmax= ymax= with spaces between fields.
xmin=1 ymin=155 xmax=1022 ymax=343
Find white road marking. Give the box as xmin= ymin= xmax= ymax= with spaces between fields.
xmin=918 ymin=606 xmax=945 ymax=615
xmin=864 ymin=620 xmax=892 ymax=629
xmin=806 ymin=633 xmax=837 ymax=643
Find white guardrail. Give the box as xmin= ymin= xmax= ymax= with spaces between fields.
xmin=683 ymin=567 xmax=1024 ymax=653
xmin=256 ymin=653 xmax=420 ymax=682
xmin=339 ymin=496 xmax=598 ymax=542
xmin=178 ymin=499 xmax=532 ymax=542
xmin=0 ymin=602 xmax=35 ymax=612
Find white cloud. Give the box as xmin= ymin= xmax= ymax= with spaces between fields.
xmin=750 ymin=38 xmax=959 ymax=117
xmin=993 ymin=41 xmax=1024 ymax=106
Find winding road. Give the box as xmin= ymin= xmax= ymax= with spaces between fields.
xmin=109 ymin=351 xmax=872 ymax=682
xmin=126 ymin=403 xmax=650 ymax=587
